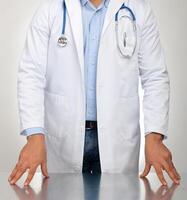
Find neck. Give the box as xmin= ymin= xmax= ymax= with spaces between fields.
xmin=90 ymin=0 xmax=103 ymax=7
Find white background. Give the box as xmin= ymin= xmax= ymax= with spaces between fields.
xmin=0 ymin=0 xmax=186 ymax=174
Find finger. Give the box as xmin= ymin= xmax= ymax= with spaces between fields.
xmin=8 ymin=164 xmax=19 ymax=182
xmin=41 ymin=161 xmax=49 ymax=177
xmin=24 ymin=167 xmax=37 ymax=186
xmin=162 ymin=160 xmax=180 ymax=184
xmin=153 ymin=163 xmax=167 ymax=186
xmin=140 ymin=163 xmax=151 ymax=178
xmin=10 ymin=166 xmax=27 ymax=185
xmin=170 ymin=161 xmax=181 ymax=179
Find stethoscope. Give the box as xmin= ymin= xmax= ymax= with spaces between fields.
xmin=57 ymin=0 xmax=67 ymax=47
xmin=115 ymin=3 xmax=137 ymax=58
xmin=57 ymin=1 xmax=137 ymax=58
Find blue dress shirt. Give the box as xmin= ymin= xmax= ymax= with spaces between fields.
xmin=82 ymin=0 xmax=109 ymax=120
xmin=20 ymin=0 xmax=109 ymax=136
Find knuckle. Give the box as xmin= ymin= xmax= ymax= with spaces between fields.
xmin=170 ymin=170 xmax=176 ymax=177
xmin=167 ymin=168 xmax=172 ymax=174
xmin=20 ymin=154 xmax=28 ymax=161
xmin=30 ymin=161 xmax=39 ymax=168
xmin=18 ymin=162 xmax=24 ymax=168
xmin=166 ymin=151 xmax=172 ymax=158
xmin=13 ymin=174 xmax=19 ymax=180
xmin=16 ymin=162 xmax=22 ymax=169
xmin=164 ymin=152 xmax=170 ymax=158
xmin=18 ymin=165 xmax=26 ymax=172
xmin=157 ymin=171 xmax=162 ymax=177
xmin=29 ymin=170 xmax=36 ymax=176
xmin=170 ymin=165 xmax=175 ymax=172
xmin=168 ymin=164 xmax=174 ymax=171
xmin=16 ymin=164 xmax=22 ymax=170
xmin=168 ymin=170 xmax=175 ymax=178
xmin=163 ymin=154 xmax=170 ymax=161
xmin=29 ymin=173 xmax=35 ymax=178
xmin=21 ymin=161 xmax=28 ymax=168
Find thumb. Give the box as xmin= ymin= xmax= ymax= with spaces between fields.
xmin=41 ymin=161 xmax=49 ymax=178
xmin=140 ymin=163 xmax=151 ymax=178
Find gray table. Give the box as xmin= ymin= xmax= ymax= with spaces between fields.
xmin=0 ymin=172 xmax=186 ymax=200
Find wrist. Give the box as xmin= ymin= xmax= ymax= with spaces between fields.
xmin=145 ymin=132 xmax=164 ymax=143
xmin=27 ymin=133 xmax=45 ymax=142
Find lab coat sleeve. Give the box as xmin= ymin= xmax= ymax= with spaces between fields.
xmin=17 ymin=1 xmax=50 ymax=136
xmin=138 ymin=1 xmax=170 ymax=140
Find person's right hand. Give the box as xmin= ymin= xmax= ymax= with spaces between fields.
xmin=8 ymin=134 xmax=49 ymax=186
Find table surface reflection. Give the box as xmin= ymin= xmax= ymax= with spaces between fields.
xmin=0 ymin=172 xmax=187 ymax=200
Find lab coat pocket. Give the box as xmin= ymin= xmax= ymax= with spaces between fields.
xmin=116 ymin=12 xmax=137 ymax=58
xmin=44 ymin=90 xmax=70 ymax=139
xmin=119 ymin=68 xmax=139 ymax=98
xmin=117 ymin=96 xmax=140 ymax=143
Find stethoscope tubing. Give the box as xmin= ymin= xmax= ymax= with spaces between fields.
xmin=115 ymin=3 xmax=136 ymax=22
xmin=62 ymin=0 xmax=67 ymax=35
xmin=60 ymin=1 xmax=136 ymax=38
xmin=59 ymin=1 xmax=137 ymax=58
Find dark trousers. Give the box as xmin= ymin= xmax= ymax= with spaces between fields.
xmin=82 ymin=127 xmax=101 ymax=174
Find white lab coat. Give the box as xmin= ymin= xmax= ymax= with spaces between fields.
xmin=17 ymin=0 xmax=170 ymax=173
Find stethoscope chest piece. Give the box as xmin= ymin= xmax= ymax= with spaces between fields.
xmin=58 ymin=35 xmax=67 ymax=47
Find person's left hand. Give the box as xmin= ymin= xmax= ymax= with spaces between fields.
xmin=140 ymin=132 xmax=181 ymax=186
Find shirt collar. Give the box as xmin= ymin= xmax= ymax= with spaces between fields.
xmin=80 ymin=0 xmax=110 ymax=8
xmin=80 ymin=0 xmax=88 ymax=6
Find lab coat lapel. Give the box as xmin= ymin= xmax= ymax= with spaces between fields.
xmin=65 ymin=0 xmax=85 ymax=83
xmin=64 ymin=0 xmax=129 ymax=82
xmin=101 ymin=0 xmax=128 ymax=38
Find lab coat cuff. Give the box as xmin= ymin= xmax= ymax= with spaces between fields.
xmin=20 ymin=127 xmax=47 ymax=137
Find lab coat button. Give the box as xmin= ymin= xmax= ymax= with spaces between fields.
xmin=80 ymin=124 xmax=85 ymax=131
xmin=99 ymin=125 xmax=104 ymax=130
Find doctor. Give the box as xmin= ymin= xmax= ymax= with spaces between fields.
xmin=9 ymin=0 xmax=180 ymax=186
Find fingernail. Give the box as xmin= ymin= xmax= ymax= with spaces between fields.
xmin=176 ymin=180 xmax=180 ymax=184
xmin=10 ymin=181 xmax=14 ymax=184
xmin=24 ymin=182 xmax=28 ymax=186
